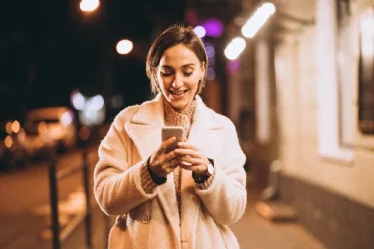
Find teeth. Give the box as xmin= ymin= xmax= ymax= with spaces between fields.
xmin=170 ymin=90 xmax=186 ymax=95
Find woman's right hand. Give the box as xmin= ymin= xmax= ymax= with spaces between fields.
xmin=148 ymin=137 xmax=180 ymax=177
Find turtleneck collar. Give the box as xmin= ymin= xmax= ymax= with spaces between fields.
xmin=163 ymin=97 xmax=196 ymax=138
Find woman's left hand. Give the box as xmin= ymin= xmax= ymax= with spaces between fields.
xmin=174 ymin=138 xmax=209 ymax=174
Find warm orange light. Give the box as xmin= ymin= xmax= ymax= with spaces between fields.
xmin=4 ymin=136 xmax=13 ymax=148
xmin=18 ymin=128 xmax=26 ymax=141
xmin=80 ymin=0 xmax=100 ymax=12
xmin=38 ymin=122 xmax=48 ymax=134
xmin=5 ymin=122 xmax=12 ymax=134
xmin=12 ymin=121 xmax=20 ymax=133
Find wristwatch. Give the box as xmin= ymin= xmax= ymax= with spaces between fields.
xmin=192 ymin=158 xmax=214 ymax=184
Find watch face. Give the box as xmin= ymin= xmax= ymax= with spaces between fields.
xmin=207 ymin=163 xmax=214 ymax=174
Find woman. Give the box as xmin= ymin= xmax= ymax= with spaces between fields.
xmin=94 ymin=24 xmax=247 ymax=249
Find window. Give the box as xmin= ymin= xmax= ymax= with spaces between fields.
xmin=358 ymin=7 xmax=374 ymax=135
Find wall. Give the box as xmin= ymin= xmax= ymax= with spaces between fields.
xmin=275 ymin=0 xmax=374 ymax=209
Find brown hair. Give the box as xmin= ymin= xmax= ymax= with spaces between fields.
xmin=145 ymin=24 xmax=208 ymax=94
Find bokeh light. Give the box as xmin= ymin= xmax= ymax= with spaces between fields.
xmin=201 ymin=19 xmax=223 ymax=37
xmin=194 ymin=26 xmax=206 ymax=38
xmin=116 ymin=39 xmax=133 ymax=55
xmin=224 ymin=37 xmax=246 ymax=60
xmin=80 ymin=0 xmax=100 ymax=12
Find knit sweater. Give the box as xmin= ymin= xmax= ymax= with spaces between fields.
xmin=140 ymin=97 xmax=215 ymax=217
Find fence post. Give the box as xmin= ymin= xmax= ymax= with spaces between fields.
xmin=48 ymin=153 xmax=60 ymax=249
xmin=82 ymin=150 xmax=92 ymax=249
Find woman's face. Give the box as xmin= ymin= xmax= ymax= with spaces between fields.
xmin=156 ymin=43 xmax=205 ymax=113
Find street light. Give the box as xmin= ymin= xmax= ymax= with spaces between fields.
xmin=80 ymin=0 xmax=100 ymax=12
xmin=241 ymin=2 xmax=276 ymax=38
xmin=116 ymin=39 xmax=133 ymax=55
xmin=224 ymin=37 xmax=246 ymax=60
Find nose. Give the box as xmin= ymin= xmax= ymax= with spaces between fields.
xmin=171 ymin=74 xmax=183 ymax=89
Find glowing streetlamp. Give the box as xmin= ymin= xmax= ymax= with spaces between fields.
xmin=224 ymin=37 xmax=246 ymax=60
xmin=241 ymin=2 xmax=276 ymax=38
xmin=80 ymin=0 xmax=100 ymax=12
xmin=116 ymin=39 xmax=133 ymax=55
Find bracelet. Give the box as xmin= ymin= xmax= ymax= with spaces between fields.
xmin=146 ymin=156 xmax=167 ymax=185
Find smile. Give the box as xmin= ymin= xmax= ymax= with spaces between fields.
xmin=168 ymin=89 xmax=189 ymax=96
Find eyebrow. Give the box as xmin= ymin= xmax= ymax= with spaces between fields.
xmin=161 ymin=63 xmax=195 ymax=69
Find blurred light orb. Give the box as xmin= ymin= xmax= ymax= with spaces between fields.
xmin=71 ymin=91 xmax=85 ymax=110
xmin=241 ymin=2 xmax=276 ymax=38
xmin=88 ymin=95 xmax=105 ymax=111
xmin=201 ymin=19 xmax=223 ymax=37
xmin=206 ymin=68 xmax=216 ymax=81
xmin=116 ymin=39 xmax=133 ymax=55
xmin=12 ymin=121 xmax=20 ymax=133
xmin=193 ymin=26 xmax=206 ymax=38
xmin=38 ymin=122 xmax=48 ymax=134
xmin=5 ymin=122 xmax=12 ymax=134
xmin=80 ymin=0 xmax=100 ymax=12
xmin=61 ymin=112 xmax=73 ymax=126
xmin=4 ymin=136 xmax=13 ymax=148
xmin=204 ymin=43 xmax=215 ymax=58
xmin=224 ymin=37 xmax=246 ymax=60
xmin=18 ymin=128 xmax=26 ymax=141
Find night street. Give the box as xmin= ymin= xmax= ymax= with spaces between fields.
xmin=0 ymin=144 xmax=326 ymax=249
xmin=1 ymin=0 xmax=374 ymax=248
xmin=0 ymin=145 xmax=109 ymax=249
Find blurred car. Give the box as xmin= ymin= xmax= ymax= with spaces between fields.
xmin=25 ymin=107 xmax=77 ymax=151
xmin=21 ymin=121 xmax=57 ymax=159
xmin=0 ymin=120 xmax=27 ymax=172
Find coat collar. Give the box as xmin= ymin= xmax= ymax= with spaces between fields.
xmin=125 ymin=94 xmax=224 ymax=243
xmin=131 ymin=93 xmax=222 ymax=130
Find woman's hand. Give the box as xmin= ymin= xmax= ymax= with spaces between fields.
xmin=149 ymin=137 xmax=180 ymax=177
xmin=175 ymin=138 xmax=209 ymax=174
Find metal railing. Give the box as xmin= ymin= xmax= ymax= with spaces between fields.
xmin=48 ymin=150 xmax=92 ymax=249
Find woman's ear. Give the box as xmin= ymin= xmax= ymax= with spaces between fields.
xmin=200 ymin=62 xmax=206 ymax=78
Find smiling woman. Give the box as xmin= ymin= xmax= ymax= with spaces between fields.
xmin=93 ymin=24 xmax=247 ymax=249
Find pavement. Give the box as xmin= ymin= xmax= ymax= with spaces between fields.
xmin=0 ymin=145 xmax=326 ymax=249
xmin=231 ymin=188 xmax=327 ymax=249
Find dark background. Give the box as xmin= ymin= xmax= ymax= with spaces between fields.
xmin=0 ymin=0 xmax=187 ymax=121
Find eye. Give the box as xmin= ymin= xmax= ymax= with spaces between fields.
xmin=161 ymin=72 xmax=173 ymax=77
xmin=183 ymin=72 xmax=193 ymax=77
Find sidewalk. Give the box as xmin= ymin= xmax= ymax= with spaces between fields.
xmin=230 ymin=188 xmax=327 ymax=249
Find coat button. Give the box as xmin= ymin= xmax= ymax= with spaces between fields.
xmin=141 ymin=214 xmax=150 ymax=224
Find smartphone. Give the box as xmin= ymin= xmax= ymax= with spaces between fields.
xmin=161 ymin=126 xmax=184 ymax=153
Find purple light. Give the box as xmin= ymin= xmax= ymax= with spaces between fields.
xmin=227 ymin=59 xmax=240 ymax=75
xmin=201 ymin=19 xmax=223 ymax=37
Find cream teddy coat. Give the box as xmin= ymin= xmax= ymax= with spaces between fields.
xmin=94 ymin=94 xmax=247 ymax=249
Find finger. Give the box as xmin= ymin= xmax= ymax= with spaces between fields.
xmin=179 ymin=156 xmax=200 ymax=165
xmin=159 ymin=137 xmax=176 ymax=153
xmin=177 ymin=141 xmax=198 ymax=150
xmin=174 ymin=148 xmax=200 ymax=158
xmin=179 ymin=164 xmax=206 ymax=173
xmin=163 ymin=150 xmax=178 ymax=162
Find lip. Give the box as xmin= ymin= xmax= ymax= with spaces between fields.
xmin=169 ymin=89 xmax=189 ymax=100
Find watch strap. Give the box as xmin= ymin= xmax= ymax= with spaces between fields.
xmin=146 ymin=156 xmax=167 ymax=185
xmin=192 ymin=158 xmax=215 ymax=184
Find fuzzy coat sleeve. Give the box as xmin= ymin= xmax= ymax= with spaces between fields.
xmin=93 ymin=107 xmax=157 ymax=216
xmin=195 ymin=117 xmax=247 ymax=225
